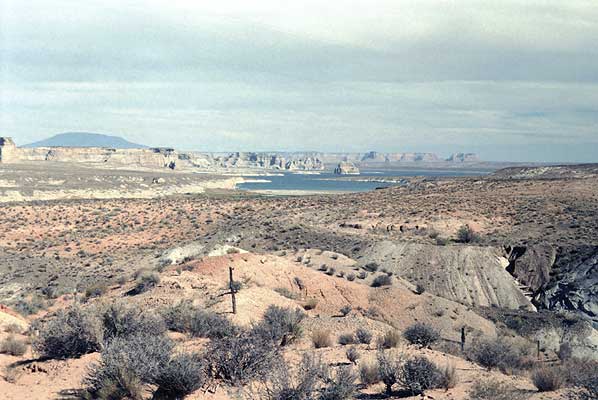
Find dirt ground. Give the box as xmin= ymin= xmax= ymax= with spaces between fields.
xmin=0 ymin=166 xmax=596 ymax=399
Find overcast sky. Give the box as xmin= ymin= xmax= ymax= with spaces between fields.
xmin=1 ymin=0 xmax=597 ymax=161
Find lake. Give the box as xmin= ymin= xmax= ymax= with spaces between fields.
xmin=237 ymin=169 xmax=490 ymax=194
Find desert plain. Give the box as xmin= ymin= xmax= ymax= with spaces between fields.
xmin=0 ymin=161 xmax=596 ymax=400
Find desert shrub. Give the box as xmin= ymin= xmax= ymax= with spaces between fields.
xmin=11 ymin=296 xmax=47 ymax=316
xmin=377 ymin=329 xmax=401 ymax=349
xmin=469 ymin=337 xmax=526 ymax=372
xmin=377 ymin=351 xmax=402 ymax=395
xmin=84 ymin=283 xmax=108 ymax=300
xmin=504 ymin=315 xmax=524 ymax=332
xmin=190 ymin=309 xmax=238 ymax=339
xmin=163 ymin=302 xmax=236 ymax=339
xmin=415 ymin=284 xmax=426 ymax=294
xmin=357 ymin=271 xmax=367 ymax=279
xmin=563 ymin=359 xmax=598 ymax=400
xmin=253 ymin=305 xmax=305 ymax=346
xmin=303 ymin=297 xmax=318 ymax=310
xmin=4 ymin=323 xmax=23 ymax=334
xmin=456 ymin=224 xmax=480 ymax=243
xmin=325 ymin=267 xmax=336 ymax=276
xmin=468 ymin=379 xmax=522 ymax=400
xmin=355 ymin=328 xmax=373 ymax=345
xmin=403 ymin=322 xmax=440 ymax=348
xmin=0 ymin=335 xmax=27 ymax=356
xmin=338 ymin=333 xmax=356 ymax=346
xmin=340 ymin=305 xmax=352 ymax=317
xmin=557 ymin=342 xmax=572 ymax=361
xmin=320 ymin=366 xmax=357 ymax=400
xmin=274 ymin=287 xmax=299 ymax=300
xmin=470 ymin=338 xmax=505 ymax=369
xmin=229 ymin=280 xmax=243 ymax=292
xmin=531 ymin=367 xmax=562 ymax=392
xmin=401 ymin=356 xmax=442 ymax=395
xmin=33 ymin=306 xmax=102 ymax=359
xmin=42 ymin=286 xmax=60 ymax=300
xmin=435 ymin=237 xmax=449 ymax=246
xmin=312 ymin=329 xmax=333 ymax=348
xmin=346 ymin=273 xmax=356 ymax=282
xmin=153 ymin=353 xmax=206 ymax=399
xmin=264 ymin=353 xmax=325 ymax=400
xmin=438 ymin=363 xmax=458 ymax=390
xmin=359 ymin=361 xmax=380 ymax=386
xmin=371 ymin=274 xmax=392 ymax=287
xmin=101 ymin=303 xmax=166 ymax=343
xmin=130 ymin=270 xmax=160 ymax=294
xmin=206 ymin=331 xmax=281 ymax=386
xmin=162 ymin=300 xmax=197 ymax=332
xmin=346 ymin=347 xmax=360 ymax=365
xmin=87 ymin=366 xmax=142 ymax=399
xmin=84 ymin=333 xmax=174 ymax=399
xmin=363 ymin=262 xmax=379 ymax=272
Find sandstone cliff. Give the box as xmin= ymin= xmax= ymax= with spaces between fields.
xmin=0 ymin=138 xmax=326 ymax=172
xmin=1 ymin=136 xmax=483 ymax=171
xmin=334 ymin=161 xmax=360 ymax=175
xmin=0 ymin=137 xmax=18 ymax=163
xmin=446 ymin=153 xmax=480 ymax=163
xmin=361 ymin=151 xmax=440 ymax=163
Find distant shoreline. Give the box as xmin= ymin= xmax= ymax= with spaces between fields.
xmin=243 ymin=189 xmax=350 ymax=196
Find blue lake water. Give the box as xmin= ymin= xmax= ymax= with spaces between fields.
xmin=237 ymin=169 xmax=490 ymax=193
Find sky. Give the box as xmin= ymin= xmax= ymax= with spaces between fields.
xmin=1 ymin=0 xmax=597 ymax=162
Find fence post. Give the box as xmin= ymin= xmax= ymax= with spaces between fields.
xmin=537 ymin=340 xmax=540 ymax=360
xmin=229 ymin=266 xmax=237 ymax=314
xmin=461 ymin=327 xmax=466 ymax=352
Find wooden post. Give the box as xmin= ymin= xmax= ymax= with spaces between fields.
xmin=461 ymin=327 xmax=466 ymax=352
xmin=229 ymin=266 xmax=237 ymax=314
xmin=537 ymin=340 xmax=540 ymax=360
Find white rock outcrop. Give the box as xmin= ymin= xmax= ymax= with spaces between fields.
xmin=334 ymin=161 xmax=360 ymax=175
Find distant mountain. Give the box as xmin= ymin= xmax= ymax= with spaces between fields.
xmin=23 ymin=132 xmax=146 ymax=149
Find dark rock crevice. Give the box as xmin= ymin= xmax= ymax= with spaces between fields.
xmin=504 ymin=244 xmax=555 ymax=292
xmin=506 ymin=244 xmax=598 ymax=327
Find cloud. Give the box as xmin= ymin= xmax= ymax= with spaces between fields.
xmin=1 ymin=1 xmax=597 ymax=161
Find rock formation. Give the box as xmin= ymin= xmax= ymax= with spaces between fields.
xmin=361 ymin=241 xmax=535 ymax=310
xmin=0 ymin=137 xmax=326 ymax=172
xmin=334 ymin=161 xmax=360 ymax=175
xmin=507 ymin=244 xmax=598 ymax=327
xmin=361 ymin=151 xmax=440 ymax=163
xmin=207 ymin=152 xmax=325 ymax=170
xmin=2 ymin=136 xmax=484 ymax=171
xmin=446 ymin=152 xmax=480 ymax=162
xmin=0 ymin=137 xmax=18 ymax=163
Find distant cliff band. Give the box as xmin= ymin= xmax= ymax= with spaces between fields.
xmin=0 ymin=137 xmax=479 ymax=171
